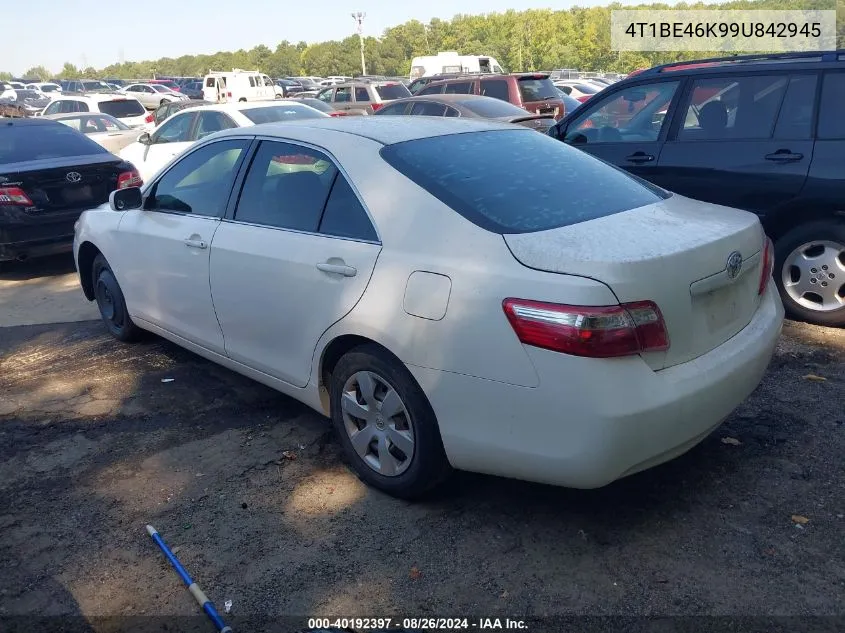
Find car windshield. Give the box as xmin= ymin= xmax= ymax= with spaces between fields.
xmin=518 ymin=77 xmax=558 ymax=101
xmin=380 ymin=129 xmax=667 ymax=234
xmin=98 ymin=99 xmax=146 ymax=118
xmin=240 ymin=104 xmax=328 ymax=124
xmin=0 ymin=123 xmax=108 ymax=163
xmin=17 ymin=90 xmax=42 ymax=100
xmin=375 ymin=84 xmax=411 ymax=100
xmin=458 ymin=98 xmax=529 ymax=118
xmin=151 ymin=85 xmax=172 ymax=93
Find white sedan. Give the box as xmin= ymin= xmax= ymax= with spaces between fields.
xmin=121 ymin=83 xmax=187 ymax=109
xmin=41 ymin=112 xmax=140 ymax=153
xmin=119 ymin=101 xmax=330 ymax=183
xmin=73 ymin=118 xmax=784 ymax=499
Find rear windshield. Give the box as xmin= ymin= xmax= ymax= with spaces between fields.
xmin=0 ymin=123 xmax=108 ymax=163
xmin=98 ymin=99 xmax=145 ymax=118
xmin=458 ymin=98 xmax=529 ymax=118
xmin=41 ymin=85 xmax=59 ymax=92
xmin=240 ymin=104 xmax=327 ymax=124
xmin=375 ymin=84 xmax=411 ymax=100
xmin=518 ymin=77 xmax=558 ymax=102
xmin=380 ymin=129 xmax=666 ymax=234
xmin=82 ymin=81 xmax=109 ymax=91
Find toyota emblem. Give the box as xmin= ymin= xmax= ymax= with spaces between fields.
xmin=66 ymin=172 xmax=83 ymax=183
xmin=726 ymin=251 xmax=743 ymax=280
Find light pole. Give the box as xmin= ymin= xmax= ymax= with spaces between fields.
xmin=351 ymin=11 xmax=366 ymax=76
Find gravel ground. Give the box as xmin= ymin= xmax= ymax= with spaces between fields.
xmin=0 ymin=312 xmax=843 ymax=629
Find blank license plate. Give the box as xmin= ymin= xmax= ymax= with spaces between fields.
xmin=62 ymin=186 xmax=92 ymax=204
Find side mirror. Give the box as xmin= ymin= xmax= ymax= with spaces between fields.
xmin=138 ymin=132 xmax=152 ymax=145
xmin=110 ymin=187 xmax=143 ymax=211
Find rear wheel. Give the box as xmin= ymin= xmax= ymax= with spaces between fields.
xmin=330 ymin=344 xmax=451 ymax=499
xmin=773 ymin=219 xmax=845 ymax=327
xmin=92 ymin=254 xmax=142 ymax=342
xmin=238 ymin=97 xmax=247 ymax=102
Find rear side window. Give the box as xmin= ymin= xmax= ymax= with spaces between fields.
xmin=0 ymin=123 xmax=108 ymax=162
xmin=98 ymin=99 xmax=145 ymax=118
xmin=444 ymin=82 xmax=473 ymax=95
xmin=773 ymin=75 xmax=817 ymax=139
xmin=319 ymin=175 xmax=378 ymax=241
xmin=409 ymin=102 xmax=448 ymax=116
xmin=480 ymin=80 xmax=510 ymax=101
xmin=818 ymin=73 xmax=845 ymax=139
xmin=355 ymin=87 xmax=370 ymax=102
xmin=375 ymin=84 xmax=411 ymax=100
xmin=380 ymin=130 xmax=666 ymax=234
xmin=240 ymin=104 xmax=326 ymax=124
xmin=418 ymin=84 xmax=444 ymax=96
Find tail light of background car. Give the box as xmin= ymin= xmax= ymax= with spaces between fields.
xmin=576 ymin=95 xmax=591 ymax=103
xmin=0 ymin=186 xmax=34 ymax=206
xmin=117 ymin=170 xmax=143 ymax=189
xmin=759 ymin=236 xmax=775 ymax=296
xmin=503 ymin=298 xmax=670 ymax=358
xmin=329 ymin=111 xmax=348 ymax=117
xmin=144 ymin=113 xmax=154 ymax=124
xmin=370 ymin=103 xmax=384 ymax=112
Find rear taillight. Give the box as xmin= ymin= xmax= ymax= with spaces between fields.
xmin=144 ymin=113 xmax=154 ymax=124
xmin=117 ymin=170 xmax=143 ymax=189
xmin=0 ymin=186 xmax=34 ymax=206
xmin=576 ymin=95 xmax=591 ymax=103
xmin=759 ymin=236 xmax=775 ymax=295
xmin=330 ymin=111 xmax=348 ymax=117
xmin=503 ymin=298 xmax=670 ymax=358
xmin=370 ymin=103 xmax=384 ymax=111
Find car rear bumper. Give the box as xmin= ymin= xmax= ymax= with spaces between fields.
xmin=0 ymin=233 xmax=74 ymax=261
xmin=407 ymin=286 xmax=784 ymax=488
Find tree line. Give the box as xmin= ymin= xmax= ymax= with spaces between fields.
xmin=5 ymin=0 xmax=842 ymax=82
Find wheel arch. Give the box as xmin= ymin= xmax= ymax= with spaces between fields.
xmin=77 ymin=241 xmax=102 ymax=301
xmin=317 ymin=334 xmax=405 ymax=416
xmin=762 ymin=206 xmax=845 ymax=242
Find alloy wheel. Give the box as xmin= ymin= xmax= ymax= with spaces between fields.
xmin=781 ymin=240 xmax=845 ymax=312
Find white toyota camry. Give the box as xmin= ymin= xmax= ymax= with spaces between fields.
xmin=73 ymin=118 xmax=784 ymax=498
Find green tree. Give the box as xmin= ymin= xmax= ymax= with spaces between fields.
xmin=60 ymin=62 xmax=80 ymax=79
xmin=23 ymin=65 xmax=51 ymax=80
xmin=0 ymin=71 xmax=12 ymax=81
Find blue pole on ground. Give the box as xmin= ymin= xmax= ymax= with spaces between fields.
xmin=146 ymin=524 xmax=232 ymax=633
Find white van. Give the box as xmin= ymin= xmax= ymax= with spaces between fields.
xmin=409 ymin=51 xmax=504 ymax=79
xmin=202 ymin=69 xmax=277 ymax=103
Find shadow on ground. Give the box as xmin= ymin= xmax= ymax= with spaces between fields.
xmin=0 ymin=319 xmax=843 ymax=623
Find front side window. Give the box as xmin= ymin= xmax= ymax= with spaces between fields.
xmin=234 ymin=140 xmax=337 ymax=232
xmin=678 ymin=75 xmax=788 ymax=141
xmin=381 ymin=129 xmax=667 ymax=234
xmin=565 ymin=81 xmax=679 ymax=145
xmin=153 ymin=113 xmax=195 ymax=144
xmin=43 ymin=101 xmax=61 ymax=115
xmin=418 ymin=84 xmax=445 ymax=96
xmin=150 ymin=140 xmax=249 ymax=217
xmin=335 ymin=87 xmax=351 ymax=103
xmin=317 ymin=88 xmax=333 ymax=102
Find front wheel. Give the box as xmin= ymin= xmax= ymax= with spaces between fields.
xmin=330 ymin=344 xmax=451 ymax=499
xmin=773 ymin=219 xmax=845 ymax=327
xmin=92 ymin=254 xmax=143 ymax=342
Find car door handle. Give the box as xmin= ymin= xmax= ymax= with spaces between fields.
xmin=765 ymin=150 xmax=804 ymax=162
xmin=184 ymin=238 xmax=207 ymax=249
xmin=316 ymin=262 xmax=357 ymax=277
xmin=625 ymin=152 xmax=655 ymax=164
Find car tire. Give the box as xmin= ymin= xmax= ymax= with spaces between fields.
xmin=238 ymin=98 xmax=247 ymax=102
xmin=92 ymin=254 xmax=143 ymax=342
xmin=773 ymin=219 xmax=845 ymax=327
xmin=160 ymin=99 xmax=168 ymax=106
xmin=330 ymin=344 xmax=452 ymax=499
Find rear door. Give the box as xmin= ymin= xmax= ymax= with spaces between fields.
xmin=353 ymin=86 xmax=372 ymax=115
xmin=806 ymin=71 xmax=845 ymax=217
xmin=209 ymin=139 xmax=381 ymax=387
xmin=559 ymin=79 xmax=682 ymax=180
xmin=656 ymin=72 xmax=816 ymax=215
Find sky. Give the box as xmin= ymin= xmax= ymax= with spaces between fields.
xmin=5 ymin=0 xmax=661 ymax=75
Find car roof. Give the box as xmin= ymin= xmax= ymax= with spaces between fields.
xmin=53 ymin=93 xmax=137 ymax=102
xmin=185 ymin=101 xmax=315 ymax=114
xmin=42 ymin=112 xmax=111 ymax=120
xmin=394 ymin=94 xmax=491 ymax=103
xmin=1 ymin=117 xmax=62 ymax=128
xmin=213 ymin=116 xmax=514 ymax=145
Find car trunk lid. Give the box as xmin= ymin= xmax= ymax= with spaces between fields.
xmin=503 ymin=196 xmax=766 ymax=370
xmin=1 ymin=154 xmax=126 ymax=213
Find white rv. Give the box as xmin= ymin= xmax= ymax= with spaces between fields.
xmin=202 ymin=69 xmax=278 ymax=103
xmin=409 ymin=52 xmax=504 ymax=79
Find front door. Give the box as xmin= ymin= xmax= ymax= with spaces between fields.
xmin=559 ymin=79 xmax=682 ymax=180
xmin=210 ymin=139 xmax=381 ymax=387
xmin=116 ymin=138 xmax=251 ymax=354
xmin=656 ymin=73 xmax=816 ymax=214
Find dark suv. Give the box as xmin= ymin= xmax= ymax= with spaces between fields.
xmin=549 ymin=51 xmax=845 ymax=327
xmin=417 ymin=73 xmax=568 ymax=120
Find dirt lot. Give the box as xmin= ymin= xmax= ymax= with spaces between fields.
xmin=1 ymin=257 xmax=844 ymax=629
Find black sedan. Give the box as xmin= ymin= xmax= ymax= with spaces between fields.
xmin=373 ymin=94 xmax=557 ymax=132
xmin=0 ymin=118 xmax=140 ymax=265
